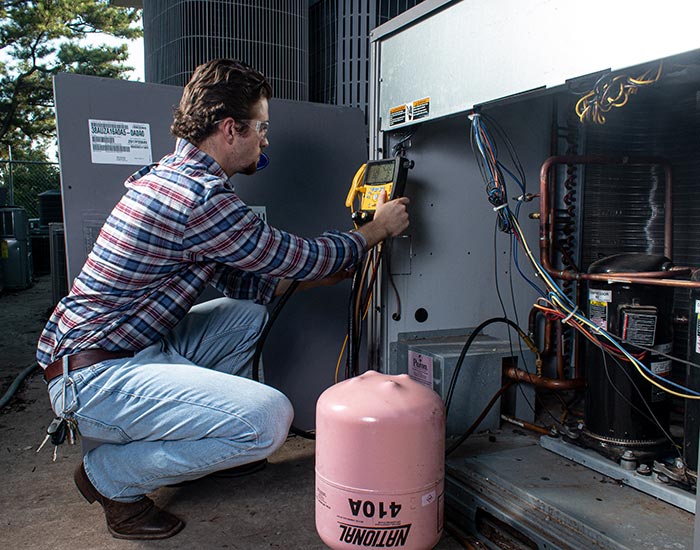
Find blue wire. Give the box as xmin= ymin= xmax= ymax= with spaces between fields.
xmin=498 ymin=161 xmax=526 ymax=193
xmin=512 ymin=237 xmax=546 ymax=296
xmin=584 ymin=317 xmax=700 ymax=396
xmin=471 ymin=113 xmax=700 ymax=399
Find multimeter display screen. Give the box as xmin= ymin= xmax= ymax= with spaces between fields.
xmin=365 ymin=162 xmax=395 ymax=184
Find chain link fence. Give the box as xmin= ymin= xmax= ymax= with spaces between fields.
xmin=0 ymin=160 xmax=63 ymax=292
xmin=0 ymin=160 xmax=61 ymax=219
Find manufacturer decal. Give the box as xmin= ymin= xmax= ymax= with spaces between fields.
xmin=338 ymin=523 xmax=412 ymax=547
xmin=408 ymin=351 xmax=433 ymax=388
xmin=88 ymin=119 xmax=152 ymax=165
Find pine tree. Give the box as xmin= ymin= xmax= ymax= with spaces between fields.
xmin=0 ymin=0 xmax=142 ymax=159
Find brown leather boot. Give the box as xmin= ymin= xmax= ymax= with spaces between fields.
xmin=74 ymin=462 xmax=185 ymax=540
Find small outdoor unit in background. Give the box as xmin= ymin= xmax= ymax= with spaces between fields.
xmin=0 ymin=207 xmax=32 ymax=290
xmin=49 ymin=223 xmax=67 ymax=306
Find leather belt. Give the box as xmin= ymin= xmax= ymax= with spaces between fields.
xmin=43 ymin=349 xmax=135 ymax=384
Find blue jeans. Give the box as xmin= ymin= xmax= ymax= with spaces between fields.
xmin=47 ymin=298 xmax=294 ymax=502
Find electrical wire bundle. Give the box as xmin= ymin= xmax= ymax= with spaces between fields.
xmin=344 ymin=249 xmax=381 ymax=381
xmin=469 ymin=112 xmax=700 ymax=402
xmin=470 ymin=112 xmax=512 ymax=233
xmin=575 ymin=63 xmax=663 ymax=124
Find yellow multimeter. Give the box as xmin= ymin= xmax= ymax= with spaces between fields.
xmin=345 ymin=156 xmax=412 ymax=226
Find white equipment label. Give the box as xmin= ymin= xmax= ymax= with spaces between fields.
xmin=408 ymin=351 xmax=433 ymax=389
xmin=89 ymin=119 xmax=152 ymax=165
xmin=589 ymin=289 xmax=612 ymax=302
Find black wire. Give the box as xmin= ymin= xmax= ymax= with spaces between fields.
xmin=477 ymin=113 xmax=572 ymax=429
xmin=493 ymin=208 xmax=544 ymax=424
xmin=446 ymin=381 xmax=515 ymax=456
xmin=251 ymin=280 xmax=316 ymax=440
xmin=383 ymin=240 xmax=402 ymax=321
xmin=346 ymin=268 xmax=362 ymax=379
xmin=444 ymin=317 xmax=525 ymax=416
xmin=347 ymin=249 xmax=384 ymax=378
xmin=603 ymin=350 xmax=681 ymax=459
xmin=480 ymin=112 xmax=527 ymax=187
xmin=599 ymin=347 xmax=657 ymax=427
xmin=252 ymin=280 xmax=300 ymax=383
xmin=392 ymin=130 xmax=415 ymax=156
xmin=493 ymin=221 xmax=508 ymax=317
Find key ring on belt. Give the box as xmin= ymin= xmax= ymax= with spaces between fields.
xmin=61 ymin=356 xmax=77 ymax=417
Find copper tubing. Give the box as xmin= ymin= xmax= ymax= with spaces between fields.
xmin=528 ymin=307 xmax=553 ymax=361
xmin=539 ymin=155 xmax=700 ymax=288
xmin=504 ymin=366 xmax=585 ymax=390
xmin=501 ymin=414 xmax=551 ymax=436
xmin=556 ymin=321 xmax=565 ymax=380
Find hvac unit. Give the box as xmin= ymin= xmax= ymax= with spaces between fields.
xmin=0 ymin=207 xmax=32 ymax=290
xmin=49 ymin=223 xmax=67 ymax=306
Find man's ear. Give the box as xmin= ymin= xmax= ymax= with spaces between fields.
xmin=220 ymin=118 xmax=236 ymax=143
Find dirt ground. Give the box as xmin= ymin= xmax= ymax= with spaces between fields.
xmin=0 ymin=275 xmax=465 ymax=549
xmin=0 ymin=274 xmax=53 ymax=391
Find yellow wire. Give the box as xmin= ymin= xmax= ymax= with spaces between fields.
xmin=509 ymin=210 xmax=700 ymax=399
xmin=334 ymin=335 xmax=349 ymax=384
xmin=333 ymin=250 xmax=379 ymax=384
xmin=548 ymin=292 xmax=700 ymax=400
xmin=575 ymin=63 xmax=663 ymax=124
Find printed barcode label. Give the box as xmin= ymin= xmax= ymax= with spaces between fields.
xmin=88 ymin=119 xmax=152 ymax=166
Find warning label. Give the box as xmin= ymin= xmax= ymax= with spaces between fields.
xmin=622 ymin=311 xmax=657 ymax=347
xmin=388 ymin=97 xmax=430 ymax=127
xmin=412 ymin=97 xmax=430 ymax=121
xmin=589 ymin=300 xmax=608 ymax=330
xmin=389 ymin=105 xmax=407 ymax=127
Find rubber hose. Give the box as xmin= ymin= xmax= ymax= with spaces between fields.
xmin=0 ymin=362 xmax=39 ymax=409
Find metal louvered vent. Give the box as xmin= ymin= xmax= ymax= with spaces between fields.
xmin=582 ymin=84 xmax=700 ymax=271
xmin=142 ymin=0 xmax=309 ymax=101
xmin=581 ymin=81 xmax=700 ymax=356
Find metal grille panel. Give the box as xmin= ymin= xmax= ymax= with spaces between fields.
xmin=143 ymin=0 xmax=308 ymax=100
xmin=581 ymin=82 xmax=700 ymax=359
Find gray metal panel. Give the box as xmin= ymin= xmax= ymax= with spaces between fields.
xmin=377 ymin=95 xmax=546 ymax=372
xmin=231 ymin=100 xmax=368 ymax=429
xmin=446 ymin=433 xmax=695 ymax=549
xmin=396 ymin=332 xmax=535 ymax=436
xmin=53 ymin=73 xmax=182 ymax=281
xmin=375 ymin=0 xmax=700 ymax=131
xmin=369 ymin=0 xmax=453 ymax=42
xmin=53 ymin=73 xmax=368 ymax=430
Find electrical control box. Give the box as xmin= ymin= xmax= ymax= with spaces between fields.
xmin=395 ymin=329 xmax=535 ymax=437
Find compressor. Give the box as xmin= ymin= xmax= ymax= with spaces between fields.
xmin=583 ymin=253 xmax=674 ymax=460
xmin=315 ymin=370 xmax=445 ymax=550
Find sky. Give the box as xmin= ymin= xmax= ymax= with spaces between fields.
xmin=126 ymin=37 xmax=145 ymax=81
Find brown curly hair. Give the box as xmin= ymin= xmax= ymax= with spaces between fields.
xmin=171 ymin=59 xmax=272 ymax=145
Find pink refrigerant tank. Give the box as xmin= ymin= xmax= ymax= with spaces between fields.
xmin=315 ymin=370 xmax=445 ymax=550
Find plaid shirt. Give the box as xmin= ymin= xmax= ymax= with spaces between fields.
xmin=37 ymin=139 xmax=366 ymax=368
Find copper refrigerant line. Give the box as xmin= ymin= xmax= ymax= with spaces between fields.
xmin=506 ymin=155 xmax=700 ymax=393
xmin=539 ymin=155 xmax=698 ymax=287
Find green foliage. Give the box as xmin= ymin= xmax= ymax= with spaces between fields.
xmin=0 ymin=0 xmax=142 ymax=159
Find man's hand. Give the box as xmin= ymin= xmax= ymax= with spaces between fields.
xmin=357 ymin=189 xmax=410 ymax=249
